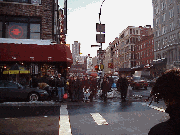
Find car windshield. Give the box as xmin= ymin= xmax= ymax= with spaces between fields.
xmin=133 ymin=76 xmax=141 ymax=80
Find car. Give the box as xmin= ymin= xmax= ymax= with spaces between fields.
xmin=130 ymin=76 xmax=148 ymax=90
xmin=0 ymin=80 xmax=49 ymax=102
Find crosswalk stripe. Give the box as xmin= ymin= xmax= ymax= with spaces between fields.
xmin=90 ymin=113 xmax=108 ymax=125
xmin=141 ymin=103 xmax=166 ymax=112
xmin=59 ymin=104 xmax=72 ymax=135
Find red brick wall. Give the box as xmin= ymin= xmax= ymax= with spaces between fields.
xmin=135 ymin=34 xmax=154 ymax=65
xmin=0 ymin=0 xmax=53 ymax=40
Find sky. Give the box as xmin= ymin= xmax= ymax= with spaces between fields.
xmin=58 ymin=0 xmax=153 ymax=57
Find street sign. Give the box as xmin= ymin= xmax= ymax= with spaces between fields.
xmin=96 ymin=23 xmax=105 ymax=33
xmin=91 ymin=45 xmax=101 ymax=47
xmin=96 ymin=34 xmax=105 ymax=43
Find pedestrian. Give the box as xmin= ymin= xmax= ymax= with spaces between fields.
xmin=117 ymin=74 xmax=129 ymax=102
xmin=76 ymin=76 xmax=82 ymax=102
xmin=78 ymin=77 xmax=84 ymax=102
xmin=72 ymin=76 xmax=79 ymax=102
xmin=148 ymin=68 xmax=180 ymax=135
xmin=57 ymin=73 xmax=65 ymax=102
xmin=101 ymin=77 xmax=109 ymax=101
xmin=68 ymin=76 xmax=74 ymax=101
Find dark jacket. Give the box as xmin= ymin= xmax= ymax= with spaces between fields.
xmin=101 ymin=80 xmax=109 ymax=92
xmin=57 ymin=77 xmax=65 ymax=87
xmin=148 ymin=103 xmax=180 ymax=135
xmin=117 ymin=77 xmax=128 ymax=91
xmin=82 ymin=79 xmax=90 ymax=89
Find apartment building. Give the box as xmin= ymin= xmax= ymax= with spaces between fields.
xmin=135 ymin=34 xmax=154 ymax=66
xmin=110 ymin=25 xmax=153 ymax=70
xmin=152 ymin=0 xmax=180 ymax=69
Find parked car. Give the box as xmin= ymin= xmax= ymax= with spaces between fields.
xmin=130 ymin=76 xmax=148 ymax=90
xmin=0 ymin=80 xmax=49 ymax=102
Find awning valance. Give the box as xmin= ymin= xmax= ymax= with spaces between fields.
xmin=0 ymin=43 xmax=73 ymax=64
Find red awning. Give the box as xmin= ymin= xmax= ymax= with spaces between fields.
xmin=0 ymin=43 xmax=73 ymax=63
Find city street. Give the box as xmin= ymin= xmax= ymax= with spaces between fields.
xmin=0 ymin=87 xmax=169 ymax=135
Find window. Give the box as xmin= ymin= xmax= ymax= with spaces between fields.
xmin=136 ymin=30 xmax=138 ymax=34
xmin=156 ymin=18 xmax=159 ymax=26
xmin=1 ymin=15 xmax=41 ymax=39
xmin=178 ymin=5 xmax=180 ymax=14
xmin=161 ymin=2 xmax=166 ymax=10
xmin=169 ymin=8 xmax=174 ymax=18
xmin=5 ymin=82 xmax=18 ymax=88
xmin=6 ymin=22 xmax=28 ymax=39
xmin=162 ymin=13 xmax=166 ymax=22
xmin=3 ymin=0 xmax=41 ymax=4
xmin=5 ymin=0 xmax=29 ymax=3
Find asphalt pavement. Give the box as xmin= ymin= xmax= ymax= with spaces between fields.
xmin=0 ymin=86 xmax=169 ymax=135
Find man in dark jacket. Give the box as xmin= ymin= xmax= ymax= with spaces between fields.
xmin=89 ymin=77 xmax=97 ymax=102
xmin=148 ymin=69 xmax=180 ymax=135
xmin=101 ymin=77 xmax=109 ymax=101
xmin=117 ymin=74 xmax=129 ymax=102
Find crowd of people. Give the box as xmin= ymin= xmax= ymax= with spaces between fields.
xmin=27 ymin=73 xmax=130 ymax=102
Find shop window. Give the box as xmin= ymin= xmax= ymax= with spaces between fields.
xmin=1 ymin=15 xmax=41 ymax=39
xmin=6 ymin=22 xmax=28 ymax=39
xmin=30 ymin=24 xmax=40 ymax=39
xmin=0 ymin=22 xmax=2 ymax=38
xmin=4 ymin=0 xmax=29 ymax=3
xmin=3 ymin=0 xmax=41 ymax=4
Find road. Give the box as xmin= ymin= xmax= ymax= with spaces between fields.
xmin=0 ymin=87 xmax=169 ymax=135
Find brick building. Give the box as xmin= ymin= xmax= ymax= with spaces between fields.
xmin=0 ymin=0 xmax=72 ymax=80
xmin=0 ymin=0 xmax=60 ymax=41
xmin=134 ymin=34 xmax=154 ymax=66
xmin=109 ymin=25 xmax=153 ymax=70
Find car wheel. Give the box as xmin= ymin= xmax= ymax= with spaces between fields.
xmin=28 ymin=93 xmax=39 ymax=102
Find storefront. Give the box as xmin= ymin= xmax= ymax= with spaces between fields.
xmin=0 ymin=43 xmax=73 ymax=81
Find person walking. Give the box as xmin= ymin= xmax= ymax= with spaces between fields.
xmin=72 ymin=76 xmax=79 ymax=102
xmin=117 ymin=74 xmax=129 ymax=102
xmin=148 ymin=68 xmax=180 ymax=135
xmin=57 ymin=73 xmax=65 ymax=102
xmin=68 ymin=76 xmax=74 ymax=101
xmin=89 ymin=77 xmax=97 ymax=102
xmin=101 ymin=77 xmax=109 ymax=101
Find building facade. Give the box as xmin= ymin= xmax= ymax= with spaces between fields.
xmin=110 ymin=25 xmax=153 ymax=70
xmin=72 ymin=41 xmax=81 ymax=64
xmin=135 ymin=34 xmax=154 ymax=66
xmin=0 ymin=0 xmax=60 ymax=41
xmin=152 ymin=0 xmax=180 ymax=69
xmin=0 ymin=0 xmax=72 ymax=80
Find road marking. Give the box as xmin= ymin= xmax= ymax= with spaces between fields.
xmin=141 ymin=103 xmax=166 ymax=112
xmin=59 ymin=104 xmax=72 ymax=135
xmin=90 ymin=113 xmax=108 ymax=125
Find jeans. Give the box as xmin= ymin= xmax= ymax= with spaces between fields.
xmin=58 ymin=87 xmax=64 ymax=101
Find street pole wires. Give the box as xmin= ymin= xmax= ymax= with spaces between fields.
xmin=99 ymin=0 xmax=106 ymax=24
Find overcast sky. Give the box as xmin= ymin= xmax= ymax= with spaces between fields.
xmin=58 ymin=0 xmax=153 ymax=57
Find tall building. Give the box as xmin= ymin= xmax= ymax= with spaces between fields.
xmin=72 ymin=41 xmax=81 ymax=64
xmin=152 ymin=0 xmax=180 ymax=69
